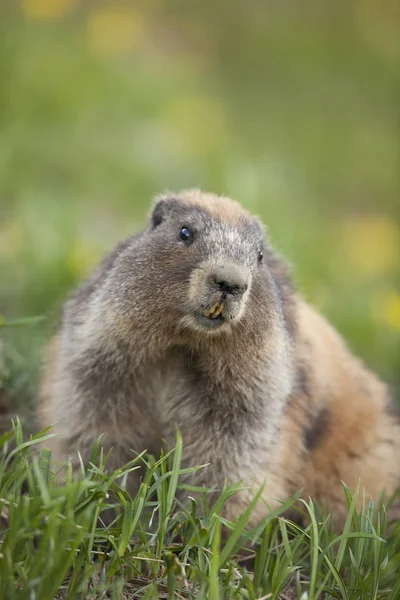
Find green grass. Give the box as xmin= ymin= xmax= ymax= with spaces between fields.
xmin=1 ymin=421 xmax=400 ymax=600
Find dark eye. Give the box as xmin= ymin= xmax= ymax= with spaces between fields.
xmin=258 ymin=249 xmax=263 ymax=263
xmin=179 ymin=226 xmax=193 ymax=243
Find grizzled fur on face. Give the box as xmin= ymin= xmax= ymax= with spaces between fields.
xmin=150 ymin=194 xmax=266 ymax=332
xmin=96 ymin=190 xmax=291 ymax=358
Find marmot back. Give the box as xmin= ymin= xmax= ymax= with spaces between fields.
xmin=38 ymin=189 xmax=400 ymax=528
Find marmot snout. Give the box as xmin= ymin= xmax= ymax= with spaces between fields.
xmin=187 ymin=261 xmax=250 ymax=331
xmin=38 ymin=188 xmax=400 ymax=529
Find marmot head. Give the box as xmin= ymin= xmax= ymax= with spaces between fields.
xmin=149 ymin=190 xmax=265 ymax=334
xmin=105 ymin=189 xmax=292 ymax=346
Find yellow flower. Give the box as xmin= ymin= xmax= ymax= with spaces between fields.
xmin=342 ymin=216 xmax=399 ymax=278
xmin=86 ymin=7 xmax=145 ymax=56
xmin=371 ymin=289 xmax=400 ymax=331
xmin=385 ymin=292 xmax=400 ymax=332
xmin=19 ymin=0 xmax=77 ymax=20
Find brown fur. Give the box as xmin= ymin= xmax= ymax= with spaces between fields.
xmin=37 ymin=190 xmax=400 ymax=528
xmin=155 ymin=188 xmax=251 ymax=227
xmin=270 ymin=302 xmax=400 ymax=527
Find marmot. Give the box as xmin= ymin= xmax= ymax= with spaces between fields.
xmin=38 ymin=189 xmax=400 ymax=527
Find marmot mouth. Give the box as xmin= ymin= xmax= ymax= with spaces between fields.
xmin=204 ymin=302 xmax=224 ymax=320
xmin=189 ymin=301 xmax=240 ymax=331
xmin=193 ymin=312 xmax=226 ymax=330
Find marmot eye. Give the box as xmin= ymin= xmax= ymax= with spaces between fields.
xmin=258 ymin=250 xmax=263 ymax=263
xmin=179 ymin=226 xmax=193 ymax=243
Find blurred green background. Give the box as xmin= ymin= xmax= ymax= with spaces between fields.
xmin=0 ymin=0 xmax=399 ymax=417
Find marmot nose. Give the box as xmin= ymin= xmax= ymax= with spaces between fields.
xmin=210 ymin=264 xmax=249 ymax=297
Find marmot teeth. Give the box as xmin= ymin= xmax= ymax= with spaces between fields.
xmin=205 ymin=303 xmax=224 ymax=319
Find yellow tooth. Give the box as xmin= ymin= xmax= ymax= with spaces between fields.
xmin=206 ymin=303 xmax=224 ymax=319
xmin=205 ymin=303 xmax=219 ymax=318
xmin=212 ymin=303 xmax=224 ymax=318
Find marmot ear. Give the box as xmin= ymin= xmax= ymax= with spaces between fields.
xmin=150 ymin=196 xmax=178 ymax=229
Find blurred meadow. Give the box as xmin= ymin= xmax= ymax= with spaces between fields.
xmin=0 ymin=0 xmax=399 ymax=417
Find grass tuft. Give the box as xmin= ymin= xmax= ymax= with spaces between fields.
xmin=0 ymin=421 xmax=400 ymax=599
